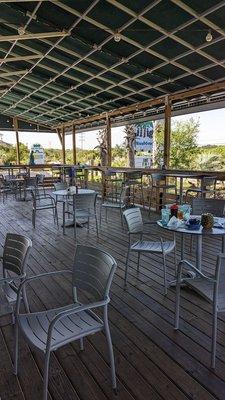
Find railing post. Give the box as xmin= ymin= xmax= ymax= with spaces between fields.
xmin=163 ymin=95 xmax=171 ymax=168
xmin=62 ymin=127 xmax=66 ymax=164
xmin=13 ymin=117 xmax=20 ymax=165
xmin=72 ymin=124 xmax=76 ymax=165
xmin=106 ymin=114 xmax=111 ymax=166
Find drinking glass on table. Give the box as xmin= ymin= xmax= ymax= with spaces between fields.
xmin=180 ymin=204 xmax=191 ymax=221
xmin=161 ymin=208 xmax=170 ymax=226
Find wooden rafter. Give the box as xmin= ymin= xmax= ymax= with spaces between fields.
xmin=13 ymin=117 xmax=20 ymax=165
xmin=0 ymin=54 xmax=41 ymax=64
xmin=0 ymin=31 xmax=69 ymax=42
xmin=53 ymin=80 xmax=225 ymax=129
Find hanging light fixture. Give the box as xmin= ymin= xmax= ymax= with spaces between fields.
xmin=206 ymin=29 xmax=213 ymax=42
xmin=114 ymin=32 xmax=121 ymax=42
xmin=18 ymin=26 xmax=26 ymax=35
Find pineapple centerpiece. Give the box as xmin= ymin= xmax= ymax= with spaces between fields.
xmin=201 ymin=213 xmax=214 ymax=230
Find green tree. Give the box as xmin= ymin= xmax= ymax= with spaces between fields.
xmin=154 ymin=118 xmax=199 ymax=169
xmin=0 ymin=142 xmax=29 ymax=164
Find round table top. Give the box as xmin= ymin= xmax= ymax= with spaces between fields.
xmin=157 ymin=217 xmax=225 ymax=236
xmin=52 ymin=188 xmax=95 ymax=196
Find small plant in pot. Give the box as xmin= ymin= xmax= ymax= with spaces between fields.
xmin=201 ymin=213 xmax=214 ymax=230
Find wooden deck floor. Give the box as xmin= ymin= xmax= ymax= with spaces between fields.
xmin=0 ymin=195 xmax=225 ymax=400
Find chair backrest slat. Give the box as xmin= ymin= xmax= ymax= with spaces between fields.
xmin=72 ymin=245 xmax=117 ymax=302
xmin=74 ymin=192 xmax=97 ymax=210
xmin=3 ymin=233 xmax=32 ymax=276
xmin=123 ymin=207 xmax=143 ymax=233
xmin=53 ymin=182 xmax=67 ymax=191
xmin=191 ymin=198 xmax=225 ymax=217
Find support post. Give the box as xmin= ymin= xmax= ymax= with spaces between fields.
xmin=106 ymin=115 xmax=111 ymax=166
xmin=72 ymin=124 xmax=76 ymax=165
xmin=13 ymin=117 xmax=20 ymax=165
xmin=62 ymin=127 xmax=66 ymax=164
xmin=163 ymin=96 xmax=171 ymax=168
xmin=56 ymin=128 xmax=62 ymax=146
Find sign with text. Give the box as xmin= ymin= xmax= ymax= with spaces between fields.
xmin=31 ymin=143 xmax=45 ymax=164
xmin=134 ymin=121 xmax=154 ymax=152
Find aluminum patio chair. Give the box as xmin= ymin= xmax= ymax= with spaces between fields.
xmin=189 ymin=198 xmax=225 ymax=252
xmin=124 ymin=171 xmax=144 ymax=207
xmin=0 ymin=233 xmax=32 ymax=317
xmin=14 ymin=245 xmax=117 ymax=400
xmin=100 ymin=185 xmax=130 ymax=226
xmin=186 ymin=176 xmax=217 ymax=201
xmin=31 ymin=190 xmax=58 ymax=228
xmin=0 ymin=176 xmax=11 ymax=202
xmin=191 ymin=198 xmax=225 ymax=216
xmin=175 ymin=254 xmax=225 ymax=368
xmin=36 ymin=174 xmax=46 ymax=196
xmin=63 ymin=192 xmax=98 ymax=237
xmin=123 ymin=207 xmax=176 ymax=294
xmin=53 ymin=181 xmax=68 ymax=205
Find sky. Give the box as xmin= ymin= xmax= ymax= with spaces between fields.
xmin=0 ymin=108 xmax=224 ymax=149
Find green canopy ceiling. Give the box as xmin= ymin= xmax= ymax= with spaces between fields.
xmin=0 ymin=0 xmax=225 ymax=129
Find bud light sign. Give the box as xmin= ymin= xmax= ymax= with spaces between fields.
xmin=134 ymin=121 xmax=153 ymax=152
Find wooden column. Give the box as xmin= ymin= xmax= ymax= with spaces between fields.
xmin=106 ymin=115 xmax=111 ymax=166
xmin=13 ymin=117 xmax=20 ymax=165
xmin=163 ymin=96 xmax=171 ymax=168
xmin=62 ymin=127 xmax=66 ymax=164
xmin=56 ymin=128 xmax=62 ymax=146
xmin=72 ymin=124 xmax=76 ymax=165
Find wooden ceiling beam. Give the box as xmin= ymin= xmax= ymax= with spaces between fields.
xmin=53 ymin=80 xmax=225 ymax=129
xmin=0 ymin=54 xmax=41 ymax=63
xmin=0 ymin=31 xmax=69 ymax=42
xmin=0 ymin=70 xmax=28 ymax=78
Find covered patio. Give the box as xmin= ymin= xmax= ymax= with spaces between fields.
xmin=1 ymin=1 xmax=225 ymax=400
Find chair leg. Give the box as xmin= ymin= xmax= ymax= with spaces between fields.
xmin=104 ymin=307 xmax=117 ymax=390
xmin=100 ymin=206 xmax=102 ymax=225
xmin=211 ymin=304 xmax=218 ymax=369
xmin=174 ymin=277 xmax=181 ymax=330
xmin=22 ymin=286 xmax=30 ymax=313
xmin=137 ymin=252 xmax=141 ymax=273
xmin=148 ymin=188 xmax=153 ymax=217
xmin=32 ymin=209 xmax=36 ymax=228
xmin=55 ymin=207 xmax=59 ymax=228
xmin=43 ymin=349 xmax=51 ymax=400
xmin=119 ymin=207 xmax=124 ymax=228
xmin=13 ymin=321 xmax=19 ymax=375
xmin=173 ymin=242 xmax=177 ymax=276
xmin=80 ymin=338 xmax=84 ymax=351
xmin=124 ymin=247 xmax=130 ymax=287
xmin=162 ymin=253 xmax=167 ymax=295
xmin=95 ymin=213 xmax=99 ymax=237
xmin=63 ymin=202 xmax=66 ymax=235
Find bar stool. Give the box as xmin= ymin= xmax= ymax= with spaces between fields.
xmin=104 ymin=170 xmax=123 ymax=203
xmin=75 ymin=168 xmax=86 ymax=188
xmin=149 ymin=173 xmax=177 ymax=214
xmin=185 ymin=176 xmax=217 ymax=201
xmin=124 ymin=171 xmax=144 ymax=207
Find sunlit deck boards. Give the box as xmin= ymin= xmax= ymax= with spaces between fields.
xmin=0 ymin=197 xmax=225 ymax=400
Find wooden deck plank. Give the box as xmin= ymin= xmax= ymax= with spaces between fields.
xmin=0 ymin=197 xmax=225 ymax=400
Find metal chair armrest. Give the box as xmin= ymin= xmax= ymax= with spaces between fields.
xmin=0 ymin=274 xmax=26 ymax=285
xmin=177 ymin=260 xmax=216 ymax=282
xmin=15 ymin=270 xmax=72 ymax=315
